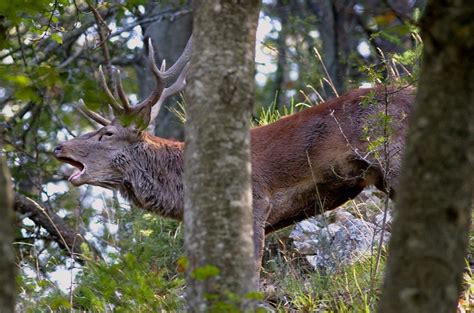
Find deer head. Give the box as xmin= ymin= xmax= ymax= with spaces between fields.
xmin=54 ymin=38 xmax=192 ymax=189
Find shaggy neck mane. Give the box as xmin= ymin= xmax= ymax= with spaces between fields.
xmin=114 ymin=132 xmax=184 ymax=219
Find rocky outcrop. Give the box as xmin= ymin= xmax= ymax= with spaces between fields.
xmin=290 ymin=206 xmax=392 ymax=273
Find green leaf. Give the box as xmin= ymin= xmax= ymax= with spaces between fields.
xmin=192 ymin=265 xmax=220 ymax=281
xmin=51 ymin=32 xmax=63 ymax=44
xmin=50 ymin=295 xmax=72 ymax=310
xmin=14 ymin=87 xmax=40 ymax=102
xmin=245 ymin=291 xmax=264 ymax=300
xmin=8 ymin=74 xmax=32 ymax=87
xmin=176 ymin=256 xmax=188 ymax=272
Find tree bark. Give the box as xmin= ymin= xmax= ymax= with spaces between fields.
xmin=273 ymin=0 xmax=289 ymax=110
xmin=184 ymin=1 xmax=260 ymax=311
xmin=0 ymin=142 xmax=16 ymax=312
xmin=378 ymin=1 xmax=474 ymax=312
xmin=309 ymin=0 xmax=356 ymax=97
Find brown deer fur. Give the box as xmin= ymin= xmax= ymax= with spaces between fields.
xmin=55 ymin=84 xmax=415 ymax=267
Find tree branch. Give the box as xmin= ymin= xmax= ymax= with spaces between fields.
xmin=13 ymin=193 xmax=94 ymax=263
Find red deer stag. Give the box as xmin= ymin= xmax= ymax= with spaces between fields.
xmin=54 ymin=36 xmax=415 ymax=270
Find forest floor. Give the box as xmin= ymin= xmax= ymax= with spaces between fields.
xmin=258 ymin=199 xmax=474 ymax=312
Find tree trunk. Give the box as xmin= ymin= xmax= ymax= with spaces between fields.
xmin=378 ymin=1 xmax=474 ymax=312
xmin=184 ymin=1 xmax=260 ymax=311
xmin=309 ymin=0 xmax=356 ymax=98
xmin=0 ymin=142 xmax=16 ymax=312
xmin=273 ymin=0 xmax=289 ymax=110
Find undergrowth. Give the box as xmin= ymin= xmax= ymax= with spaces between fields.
xmin=271 ymin=255 xmax=385 ymax=312
xmin=261 ymin=197 xmax=388 ymax=312
xmin=18 ymin=205 xmax=186 ymax=312
xmin=262 ymin=203 xmax=474 ymax=312
xmin=72 ymin=206 xmax=186 ymax=312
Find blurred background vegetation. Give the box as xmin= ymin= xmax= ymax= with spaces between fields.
xmin=0 ymin=0 xmax=432 ymax=311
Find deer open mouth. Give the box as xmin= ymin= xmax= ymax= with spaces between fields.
xmin=57 ymin=157 xmax=86 ymax=183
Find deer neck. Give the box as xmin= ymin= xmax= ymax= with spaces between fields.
xmin=114 ymin=134 xmax=185 ymax=219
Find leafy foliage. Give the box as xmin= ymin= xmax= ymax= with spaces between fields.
xmin=1 ymin=0 xmax=186 ymax=310
xmin=19 ymin=205 xmax=185 ymax=312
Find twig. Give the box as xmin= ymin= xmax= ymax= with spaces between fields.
xmin=15 ymin=25 xmax=28 ymax=68
xmin=370 ymin=84 xmax=391 ymax=292
xmin=87 ymin=0 xmax=115 ymax=95
xmin=110 ymin=8 xmax=192 ymax=38
xmin=57 ymin=44 xmax=85 ymax=69
xmin=40 ymin=0 xmax=59 ymax=40
xmin=14 ymin=193 xmax=86 ymax=260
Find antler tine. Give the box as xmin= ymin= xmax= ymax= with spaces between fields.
xmin=161 ymin=36 xmax=192 ymax=81
xmin=98 ymin=65 xmax=123 ymax=114
xmin=129 ymin=36 xmax=192 ymax=130
xmin=150 ymin=61 xmax=191 ymax=123
xmin=114 ymin=69 xmax=131 ymax=110
xmin=132 ymin=39 xmax=167 ymax=111
xmin=147 ymin=38 xmax=166 ymax=85
xmin=77 ymin=99 xmax=111 ymax=126
xmin=143 ymin=36 xmax=191 ymax=109
xmin=160 ymin=59 xmax=167 ymax=72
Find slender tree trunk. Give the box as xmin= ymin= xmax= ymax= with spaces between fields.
xmin=378 ymin=1 xmax=474 ymax=312
xmin=0 ymin=141 xmax=16 ymax=312
xmin=309 ymin=0 xmax=356 ymax=97
xmin=273 ymin=0 xmax=288 ymax=110
xmin=184 ymin=1 xmax=261 ymax=311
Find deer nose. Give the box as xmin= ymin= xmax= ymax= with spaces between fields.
xmin=54 ymin=144 xmax=63 ymax=155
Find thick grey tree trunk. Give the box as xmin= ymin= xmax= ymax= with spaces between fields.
xmin=184 ymin=1 xmax=261 ymax=311
xmin=0 ymin=142 xmax=16 ymax=312
xmin=378 ymin=0 xmax=474 ymax=312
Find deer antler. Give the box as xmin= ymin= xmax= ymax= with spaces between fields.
xmin=79 ymin=36 xmax=192 ymax=130
xmin=77 ymin=99 xmax=111 ymax=126
xmin=149 ymin=48 xmax=191 ymax=125
xmin=142 ymin=37 xmax=192 ymax=125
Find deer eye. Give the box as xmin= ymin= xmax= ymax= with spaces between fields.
xmin=98 ymin=130 xmax=114 ymax=141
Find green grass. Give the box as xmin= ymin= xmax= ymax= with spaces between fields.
xmin=276 ymin=255 xmax=383 ymax=312
xmin=261 ymin=198 xmax=388 ymax=312
xmin=260 ymin=202 xmax=474 ymax=312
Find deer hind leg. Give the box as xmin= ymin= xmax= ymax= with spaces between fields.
xmin=252 ymin=195 xmax=271 ymax=284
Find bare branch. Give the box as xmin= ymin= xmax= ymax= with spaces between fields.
xmin=13 ymin=193 xmax=93 ymax=262
xmin=57 ymin=44 xmax=85 ymax=69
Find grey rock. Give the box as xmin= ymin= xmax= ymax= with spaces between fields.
xmin=290 ymin=209 xmax=392 ymax=273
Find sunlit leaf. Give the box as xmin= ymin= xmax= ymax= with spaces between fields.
xmin=51 ymin=32 xmax=63 ymax=44
xmin=192 ymin=264 xmax=220 ymax=281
